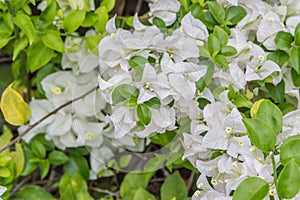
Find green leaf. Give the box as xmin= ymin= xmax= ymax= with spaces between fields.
xmin=0 ymin=34 xmax=11 ymax=49
xmin=0 ymin=84 xmax=31 ymax=126
xmin=290 ymin=46 xmax=300 ymax=74
xmin=161 ymin=171 xmax=188 ymax=200
xmin=280 ymin=135 xmax=300 ymax=166
xmin=21 ymin=148 xmax=39 ymax=176
xmin=199 ymin=46 xmax=211 ymax=58
xmin=13 ymin=13 xmax=35 ymax=45
xmin=233 ymin=177 xmax=269 ymax=200
xmin=265 ymin=80 xmax=285 ymax=103
xmin=100 ymin=0 xmax=115 ymax=12
xmin=64 ymin=153 xmax=90 ymax=181
xmin=274 ymin=31 xmax=293 ymax=50
xmin=82 ymin=12 xmax=98 ymax=27
xmin=42 ymin=29 xmax=64 ymax=53
xmin=120 ymin=172 xmax=153 ymax=196
xmin=207 ymin=1 xmax=225 ymax=24
xmin=119 ymin=155 xmax=132 ymax=168
xmin=277 ymin=159 xmax=300 ymax=199
xmin=225 ymin=5 xmax=247 ymax=25
xmin=153 ymin=17 xmax=166 ymax=29
xmin=40 ymin=0 xmax=57 ymax=24
xmin=144 ymin=97 xmax=161 ymax=109
xmin=123 ymin=187 xmax=157 ymax=200
xmin=232 ymin=93 xmax=252 ymax=108
xmin=196 ymin=61 xmax=214 ymax=91
xmin=254 ymin=99 xmax=283 ymax=135
xmin=0 ymin=126 xmax=13 ymax=154
xmin=143 ymin=155 xmax=166 ymax=172
xmin=64 ymin=10 xmax=86 ymax=32
xmin=9 ymin=143 xmax=24 ymax=177
xmin=150 ymin=130 xmax=176 ymax=146
xmin=213 ymin=26 xmax=228 ymax=46
xmin=85 ymin=35 xmax=102 ymax=54
xmin=40 ymin=159 xmax=50 ymax=179
xmin=294 ymin=23 xmax=300 ymax=46
xmin=10 ymin=185 xmax=55 ymax=200
xmin=112 ymin=84 xmax=139 ymax=105
xmin=213 ymin=54 xmax=229 ymax=69
xmin=48 ymin=150 xmax=69 ymax=165
xmin=291 ymin=68 xmax=300 ymax=87
xmin=27 ymin=41 xmax=54 ymax=72
xmin=13 ymin=36 xmax=28 ymax=60
xmin=128 ymin=56 xmax=147 ymax=81
xmin=242 ymin=118 xmax=277 ymax=153
xmin=267 ymin=50 xmax=289 ymax=67
xmin=41 ymin=0 xmax=57 ymax=23
xmin=0 ymin=167 xmax=10 ymax=177
xmin=137 ymin=104 xmax=152 ymax=125
xmin=32 ymin=140 xmax=46 ymax=159
xmin=220 ymin=45 xmax=237 ymax=56
xmin=94 ymin=6 xmax=108 ymax=33
xmin=207 ymin=34 xmax=220 ymax=55
xmin=0 ymin=155 xmax=11 ymax=167
xmin=191 ymin=5 xmax=217 ymax=30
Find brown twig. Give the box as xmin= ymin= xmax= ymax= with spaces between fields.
xmin=187 ymin=171 xmax=195 ymax=194
xmin=90 ymin=187 xmax=120 ymax=197
xmin=0 ymin=85 xmax=99 ymax=153
xmin=0 ymin=57 xmax=12 ymax=63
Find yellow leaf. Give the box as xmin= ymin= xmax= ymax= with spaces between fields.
xmin=250 ymin=99 xmax=265 ymax=118
xmin=0 ymin=84 xmax=31 ymax=126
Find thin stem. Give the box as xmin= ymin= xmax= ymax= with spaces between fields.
xmin=90 ymin=187 xmax=120 ymax=197
xmin=0 ymin=57 xmax=12 ymax=63
xmin=4 ymin=0 xmax=19 ymax=39
xmin=271 ymin=151 xmax=282 ymax=200
xmin=0 ymin=85 xmax=99 ymax=153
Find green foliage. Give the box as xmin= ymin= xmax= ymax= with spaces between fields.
xmin=277 ymin=159 xmax=300 ymax=198
xmin=233 ymin=177 xmax=269 ymax=200
xmin=10 ymin=185 xmax=55 ymax=200
xmin=161 ymin=171 xmax=188 ymax=200
xmin=59 ymin=173 xmax=93 ymax=200
xmin=243 ymin=118 xmax=276 ymax=153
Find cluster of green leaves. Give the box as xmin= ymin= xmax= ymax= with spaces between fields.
xmin=0 ymin=126 xmax=24 ymax=200
xmin=232 ymin=99 xmax=300 ymax=199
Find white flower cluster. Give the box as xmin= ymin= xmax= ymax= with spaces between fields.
xmin=97 ymin=0 xmax=300 ymax=198
xmin=20 ymin=34 xmax=145 ymax=180
xmin=21 ymin=0 xmax=300 ymax=196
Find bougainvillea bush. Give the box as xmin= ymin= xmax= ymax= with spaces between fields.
xmin=1 ymin=0 xmax=300 ymax=199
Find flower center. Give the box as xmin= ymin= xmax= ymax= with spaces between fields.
xmin=85 ymin=132 xmax=98 ymax=140
xmin=50 ymin=86 xmax=62 ymax=96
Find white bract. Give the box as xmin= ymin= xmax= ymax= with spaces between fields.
xmin=21 ymin=0 xmax=300 ymax=198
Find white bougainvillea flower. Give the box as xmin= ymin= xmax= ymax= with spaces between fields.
xmin=286 ymin=15 xmax=300 ymax=34
xmin=155 ymin=33 xmax=199 ymax=62
xmin=256 ymin=10 xmax=284 ymax=50
xmin=41 ymin=71 xmax=76 ymax=106
xmin=148 ymin=0 xmax=180 ymax=26
xmin=0 ymin=186 xmax=7 ymax=199
xmin=237 ymin=0 xmax=271 ymax=30
xmin=202 ymin=99 xmax=245 ymax=150
xmin=180 ymin=13 xmax=209 ymax=45
xmin=244 ymin=43 xmax=281 ymax=82
xmin=46 ymin=113 xmax=73 ymax=137
xmin=72 ymin=118 xmax=105 ymax=148
xmin=134 ymin=106 xmax=176 ymax=138
xmin=136 ymin=63 xmax=173 ymax=104
xmin=109 ymin=106 xmax=137 ymax=138
xmin=280 ymin=0 xmax=300 ymax=15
